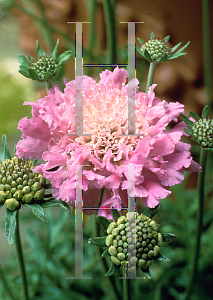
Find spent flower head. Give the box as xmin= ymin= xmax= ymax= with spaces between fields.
xmin=18 ymin=39 xmax=72 ymax=82
xmin=89 ymin=206 xmax=176 ymax=278
xmin=16 ymin=68 xmax=201 ymax=219
xmin=181 ymin=106 xmax=213 ymax=151
xmin=136 ymin=32 xmax=190 ymax=63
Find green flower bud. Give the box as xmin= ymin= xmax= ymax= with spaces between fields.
xmin=22 ymin=193 xmax=33 ymax=204
xmin=34 ymin=187 xmax=45 ymax=201
xmin=5 ymin=198 xmax=19 ymax=210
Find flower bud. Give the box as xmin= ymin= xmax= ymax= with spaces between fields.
xmin=5 ymin=198 xmax=19 ymax=210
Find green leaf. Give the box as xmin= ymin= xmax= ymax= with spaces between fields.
xmin=27 ymin=55 xmax=34 ymax=62
xmin=142 ymin=269 xmax=152 ymax=279
xmin=189 ymin=111 xmax=200 ymax=120
xmin=111 ymin=207 xmax=120 ymax=221
xmin=41 ymin=198 xmax=71 ymax=214
xmin=143 ymin=202 xmax=161 ymax=218
xmin=88 ymin=236 xmax=107 ymax=247
xmin=18 ymin=69 xmax=30 ymax=78
xmin=137 ymin=37 xmax=144 ymax=45
xmin=180 ymin=114 xmax=194 ymax=127
xmin=183 ymin=127 xmax=193 ymax=135
xmin=201 ymin=105 xmax=209 ymax=118
xmin=52 ymin=39 xmax=59 ymax=60
xmin=17 ymin=54 xmax=30 ymax=67
xmin=162 ymin=233 xmax=176 ymax=242
xmin=150 ymin=32 xmax=156 ymax=40
xmin=105 ymin=262 xmax=120 ymax=276
xmin=57 ymin=50 xmax=72 ymax=66
xmin=42 ymin=71 xmax=53 ymax=80
xmin=24 ymin=203 xmax=47 ymax=223
xmin=96 ymin=215 xmax=111 ymax=231
xmin=135 ymin=46 xmax=144 ymax=56
xmin=143 ymin=49 xmax=152 ymax=62
xmin=0 ymin=134 xmax=11 ymax=163
xmin=5 ymin=208 xmax=18 ymax=245
xmin=101 ymin=249 xmax=110 ymax=258
xmin=171 ymin=42 xmax=182 ymax=52
xmin=164 ymin=35 xmax=170 ymax=43
xmin=28 ymin=68 xmax=40 ymax=80
xmin=36 ymin=40 xmax=46 ymax=57
xmin=158 ymin=53 xmax=168 ymax=63
xmin=153 ymin=253 xmax=170 ymax=262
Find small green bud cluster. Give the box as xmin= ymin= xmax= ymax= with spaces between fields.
xmin=140 ymin=39 xmax=171 ymax=62
xmin=106 ymin=212 xmax=162 ymax=271
xmin=32 ymin=56 xmax=57 ymax=80
xmin=0 ymin=157 xmax=46 ymax=210
xmin=192 ymin=118 xmax=213 ymax=148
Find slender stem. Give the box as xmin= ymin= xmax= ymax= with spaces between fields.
xmin=184 ymin=148 xmax=207 ymax=300
xmin=15 ymin=210 xmax=29 ymax=300
xmin=145 ymin=62 xmax=157 ymax=92
xmin=202 ymin=0 xmax=212 ymax=115
xmin=122 ymin=270 xmax=131 ymax=300
xmin=94 ymin=187 xmax=121 ymax=300
xmin=102 ymin=0 xmax=117 ymax=66
xmin=45 ymin=80 xmax=53 ymax=92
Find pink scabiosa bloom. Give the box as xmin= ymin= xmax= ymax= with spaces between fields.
xmin=16 ymin=67 xmax=201 ymax=219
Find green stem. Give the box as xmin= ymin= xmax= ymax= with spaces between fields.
xmin=15 ymin=211 xmax=29 ymax=300
xmin=145 ymin=62 xmax=157 ymax=92
xmin=95 ymin=188 xmax=121 ymax=300
xmin=184 ymin=148 xmax=207 ymax=300
xmin=122 ymin=270 xmax=131 ymax=300
xmin=102 ymin=0 xmax=117 ymax=66
xmin=202 ymin=0 xmax=212 ymax=115
xmin=45 ymin=79 xmax=53 ymax=92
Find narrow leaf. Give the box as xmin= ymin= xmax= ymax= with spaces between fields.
xmin=180 ymin=114 xmax=194 ymax=127
xmin=137 ymin=37 xmax=144 ymax=45
xmin=171 ymin=42 xmax=182 ymax=52
xmin=57 ymin=50 xmax=72 ymax=65
xmin=164 ymin=35 xmax=170 ymax=43
xmin=153 ymin=253 xmax=170 ymax=262
xmin=5 ymin=209 xmax=18 ymax=245
xmin=36 ymin=41 xmax=46 ymax=57
xmin=101 ymin=249 xmax=110 ymax=258
xmin=52 ymin=39 xmax=59 ymax=60
xmin=96 ymin=215 xmax=111 ymax=231
xmin=28 ymin=68 xmax=40 ymax=80
xmin=24 ymin=203 xmax=47 ymax=223
xmin=189 ymin=111 xmax=200 ymax=120
xmin=162 ymin=233 xmax=176 ymax=242
xmin=105 ymin=262 xmax=120 ymax=277
xmin=18 ymin=69 xmax=30 ymax=78
xmin=143 ymin=49 xmax=152 ymax=62
xmin=150 ymin=32 xmax=156 ymax=40
xmin=143 ymin=202 xmax=161 ymax=218
xmin=111 ymin=207 xmax=120 ymax=221
xmin=88 ymin=236 xmax=107 ymax=247
xmin=201 ymin=105 xmax=209 ymax=118
xmin=41 ymin=198 xmax=71 ymax=214
xmin=183 ymin=127 xmax=193 ymax=135
xmin=0 ymin=134 xmax=11 ymax=163
xmin=135 ymin=46 xmax=144 ymax=56
xmin=17 ymin=55 xmax=30 ymax=67
xmin=27 ymin=55 xmax=34 ymax=62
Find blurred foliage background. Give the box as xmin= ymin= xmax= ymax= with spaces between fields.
xmin=0 ymin=0 xmax=213 ymax=299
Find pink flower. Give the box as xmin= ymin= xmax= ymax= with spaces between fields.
xmin=16 ymin=67 xmax=201 ymax=219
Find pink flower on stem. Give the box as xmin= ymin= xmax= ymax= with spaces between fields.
xmin=16 ymin=67 xmax=201 ymax=219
